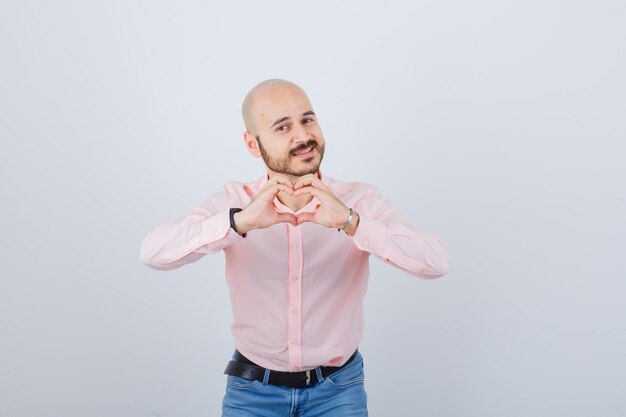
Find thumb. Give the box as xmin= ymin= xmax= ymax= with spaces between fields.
xmin=296 ymin=212 xmax=316 ymax=225
xmin=276 ymin=212 xmax=298 ymax=227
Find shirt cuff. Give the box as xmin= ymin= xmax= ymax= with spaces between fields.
xmin=201 ymin=209 xmax=245 ymax=248
xmin=351 ymin=213 xmax=387 ymax=256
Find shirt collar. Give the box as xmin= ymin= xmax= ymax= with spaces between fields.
xmin=273 ymin=194 xmax=321 ymax=214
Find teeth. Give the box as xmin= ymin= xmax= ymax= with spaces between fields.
xmin=294 ymin=146 xmax=313 ymax=155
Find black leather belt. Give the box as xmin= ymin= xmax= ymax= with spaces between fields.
xmin=224 ymin=349 xmax=359 ymax=388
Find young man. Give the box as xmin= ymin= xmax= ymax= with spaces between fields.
xmin=139 ymin=79 xmax=449 ymax=416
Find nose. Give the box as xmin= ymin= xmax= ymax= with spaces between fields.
xmin=291 ymin=122 xmax=310 ymax=143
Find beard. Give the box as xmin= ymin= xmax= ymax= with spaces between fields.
xmin=257 ymin=136 xmax=325 ymax=177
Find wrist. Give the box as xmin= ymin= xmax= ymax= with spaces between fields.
xmin=230 ymin=208 xmax=248 ymax=237
xmin=343 ymin=211 xmax=360 ymax=236
xmin=337 ymin=208 xmax=360 ymax=236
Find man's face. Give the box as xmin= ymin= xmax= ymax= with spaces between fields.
xmin=251 ymin=86 xmax=325 ymax=177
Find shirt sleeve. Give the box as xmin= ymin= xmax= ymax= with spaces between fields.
xmin=350 ymin=186 xmax=449 ymax=279
xmin=139 ymin=183 xmax=245 ymax=271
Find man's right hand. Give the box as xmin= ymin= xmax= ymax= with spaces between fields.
xmin=232 ymin=175 xmax=297 ymax=235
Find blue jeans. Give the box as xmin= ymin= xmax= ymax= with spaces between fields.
xmin=221 ymin=351 xmax=368 ymax=417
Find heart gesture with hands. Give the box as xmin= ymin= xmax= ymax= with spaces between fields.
xmin=293 ymin=174 xmax=356 ymax=231
xmin=233 ymin=173 xmax=359 ymax=236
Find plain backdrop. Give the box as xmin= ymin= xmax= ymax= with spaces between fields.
xmin=1 ymin=1 xmax=625 ymax=416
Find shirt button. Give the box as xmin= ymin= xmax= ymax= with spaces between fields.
xmin=290 ymin=243 xmax=299 ymax=249
xmin=291 ymin=307 xmax=298 ymax=314
xmin=291 ymin=339 xmax=298 ymax=345
xmin=214 ymin=230 xmax=221 ymax=236
xmin=291 ymin=276 xmax=299 ymax=281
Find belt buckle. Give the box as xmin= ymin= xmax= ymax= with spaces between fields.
xmin=305 ymin=370 xmax=311 ymax=386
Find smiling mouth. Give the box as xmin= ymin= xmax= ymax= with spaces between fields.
xmin=292 ymin=145 xmax=315 ymax=158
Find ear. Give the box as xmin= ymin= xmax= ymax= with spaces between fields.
xmin=243 ymin=131 xmax=261 ymax=158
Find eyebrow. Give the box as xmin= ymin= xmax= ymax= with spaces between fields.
xmin=270 ymin=111 xmax=316 ymax=128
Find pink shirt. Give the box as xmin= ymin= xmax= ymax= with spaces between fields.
xmin=139 ymin=172 xmax=448 ymax=372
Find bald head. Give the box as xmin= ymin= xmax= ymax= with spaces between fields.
xmin=240 ymin=78 xmax=325 ymax=177
xmin=241 ymin=79 xmax=310 ymax=134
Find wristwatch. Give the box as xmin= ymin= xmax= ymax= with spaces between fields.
xmin=229 ymin=208 xmax=247 ymax=238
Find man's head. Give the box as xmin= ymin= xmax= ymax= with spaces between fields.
xmin=242 ymin=79 xmax=325 ymax=178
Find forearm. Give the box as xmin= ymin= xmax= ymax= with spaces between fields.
xmin=140 ymin=209 xmax=244 ymax=271
xmin=352 ymin=213 xmax=448 ymax=278
xmin=347 ymin=186 xmax=448 ymax=279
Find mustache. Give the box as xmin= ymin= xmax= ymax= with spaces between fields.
xmin=290 ymin=140 xmax=318 ymax=154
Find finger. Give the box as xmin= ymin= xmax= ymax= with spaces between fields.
xmin=293 ymin=186 xmax=322 ymax=198
xmin=296 ymin=212 xmax=316 ymax=225
xmin=294 ymin=175 xmax=328 ymax=191
xmin=277 ymin=213 xmax=298 ymax=226
xmin=293 ymin=176 xmax=316 ymax=190
xmin=271 ymin=184 xmax=295 ymax=195
xmin=261 ymin=176 xmax=291 ymax=195
xmin=270 ymin=175 xmax=295 ymax=189
xmin=259 ymin=184 xmax=293 ymax=200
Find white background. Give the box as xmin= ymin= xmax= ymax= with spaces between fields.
xmin=1 ymin=1 xmax=625 ymax=416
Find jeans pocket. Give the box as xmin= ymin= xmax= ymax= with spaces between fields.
xmin=226 ymin=374 xmax=261 ymax=389
xmin=323 ymin=353 xmax=365 ymax=387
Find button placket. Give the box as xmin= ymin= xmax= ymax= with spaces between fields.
xmin=286 ymin=223 xmax=303 ymax=371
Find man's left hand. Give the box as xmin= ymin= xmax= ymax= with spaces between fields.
xmin=293 ymin=174 xmax=359 ymax=234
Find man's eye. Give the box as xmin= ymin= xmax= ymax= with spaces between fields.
xmin=277 ymin=125 xmax=288 ymax=131
xmin=303 ymin=118 xmax=313 ymax=123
